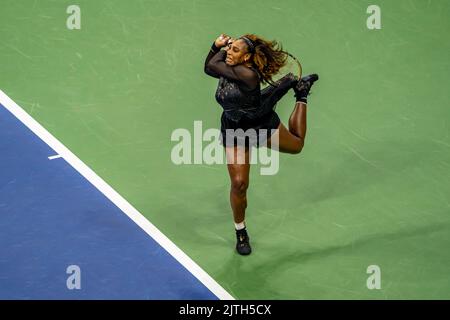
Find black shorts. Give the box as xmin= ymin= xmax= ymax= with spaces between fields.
xmin=220 ymin=111 xmax=280 ymax=148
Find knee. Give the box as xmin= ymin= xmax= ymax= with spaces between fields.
xmin=230 ymin=176 xmax=249 ymax=195
xmin=291 ymin=140 xmax=304 ymax=154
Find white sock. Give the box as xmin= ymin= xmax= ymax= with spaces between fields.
xmin=234 ymin=221 xmax=246 ymax=230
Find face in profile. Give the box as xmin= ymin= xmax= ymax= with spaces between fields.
xmin=225 ymin=39 xmax=251 ymax=66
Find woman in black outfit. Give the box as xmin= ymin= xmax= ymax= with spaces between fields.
xmin=204 ymin=33 xmax=319 ymax=255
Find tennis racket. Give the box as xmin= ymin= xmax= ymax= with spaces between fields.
xmin=266 ymin=50 xmax=302 ymax=88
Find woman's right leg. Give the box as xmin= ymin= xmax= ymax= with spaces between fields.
xmin=259 ymin=73 xmax=297 ymax=117
xmin=268 ymin=101 xmax=307 ymax=154
xmin=267 ymin=74 xmax=318 ymax=154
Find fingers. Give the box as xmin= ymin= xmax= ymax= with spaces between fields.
xmin=214 ymin=34 xmax=234 ymax=49
xmin=219 ymin=34 xmax=231 ymax=42
xmin=215 ymin=34 xmax=232 ymax=48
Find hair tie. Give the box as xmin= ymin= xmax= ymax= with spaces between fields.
xmin=240 ymin=36 xmax=255 ymax=53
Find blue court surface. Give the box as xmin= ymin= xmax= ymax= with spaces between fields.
xmin=0 ymin=95 xmax=230 ymax=300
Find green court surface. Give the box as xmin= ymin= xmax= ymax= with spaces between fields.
xmin=1 ymin=0 xmax=449 ymax=299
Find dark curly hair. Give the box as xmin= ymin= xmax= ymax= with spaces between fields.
xmin=241 ymin=34 xmax=289 ymax=85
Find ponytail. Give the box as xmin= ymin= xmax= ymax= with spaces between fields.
xmin=242 ymin=34 xmax=288 ymax=85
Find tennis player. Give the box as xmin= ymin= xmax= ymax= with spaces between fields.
xmin=204 ymin=33 xmax=319 ymax=255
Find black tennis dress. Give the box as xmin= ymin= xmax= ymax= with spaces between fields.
xmin=204 ymin=42 xmax=296 ymax=148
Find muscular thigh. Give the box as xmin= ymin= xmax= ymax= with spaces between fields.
xmin=225 ymin=146 xmax=251 ymax=181
xmin=267 ymin=123 xmax=303 ymax=154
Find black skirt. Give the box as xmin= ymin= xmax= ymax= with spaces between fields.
xmin=220 ymin=111 xmax=280 ymax=148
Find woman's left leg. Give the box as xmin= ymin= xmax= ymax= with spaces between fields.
xmin=225 ymin=145 xmax=252 ymax=255
xmin=225 ymin=145 xmax=251 ymax=225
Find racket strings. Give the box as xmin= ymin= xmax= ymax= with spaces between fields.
xmin=266 ymin=51 xmax=302 ymax=87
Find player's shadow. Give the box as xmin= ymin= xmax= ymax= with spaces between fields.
xmin=157 ymin=137 xmax=443 ymax=265
xmin=214 ymin=218 xmax=450 ymax=298
xmin=182 ymin=137 xmax=449 ymax=297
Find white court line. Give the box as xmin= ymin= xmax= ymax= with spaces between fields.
xmin=48 ymin=154 xmax=62 ymax=160
xmin=0 ymin=89 xmax=234 ymax=300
